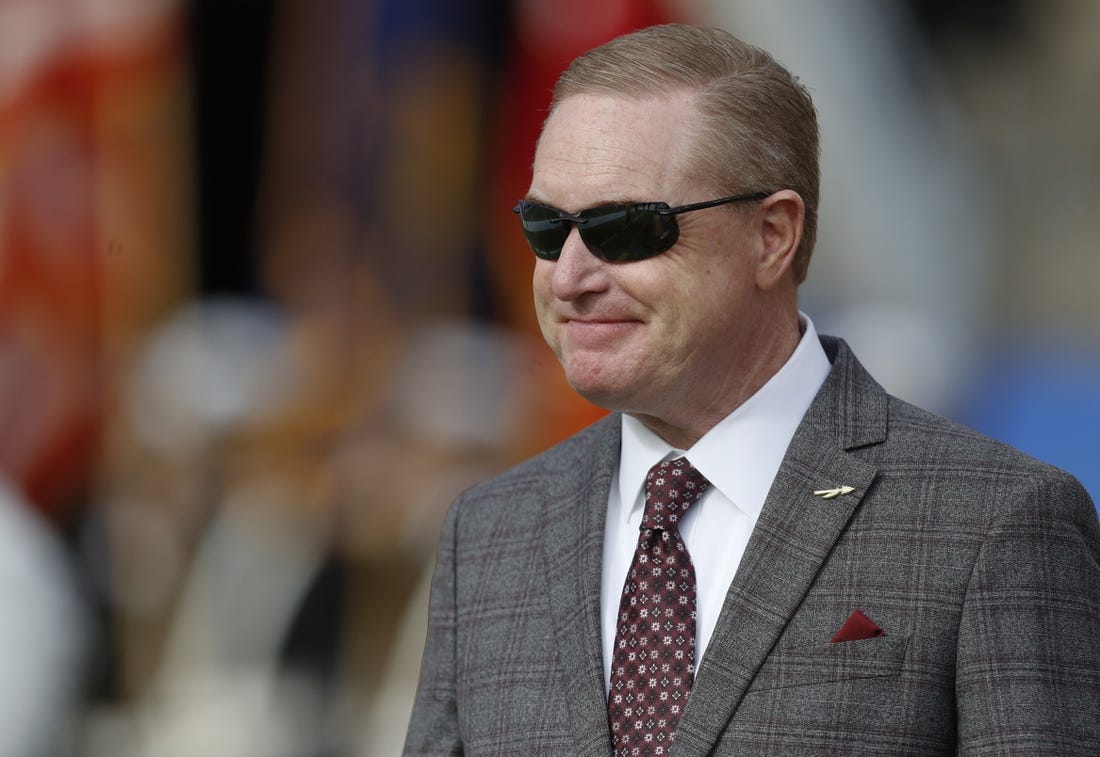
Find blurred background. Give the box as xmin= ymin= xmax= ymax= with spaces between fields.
xmin=0 ymin=0 xmax=1097 ymax=754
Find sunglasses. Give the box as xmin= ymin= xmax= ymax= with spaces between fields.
xmin=513 ymin=191 xmax=771 ymax=262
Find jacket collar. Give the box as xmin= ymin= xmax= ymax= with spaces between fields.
xmin=675 ymin=336 xmax=887 ymax=755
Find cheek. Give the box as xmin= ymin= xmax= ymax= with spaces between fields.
xmin=532 ymin=262 xmax=553 ymax=307
xmin=531 ymin=263 xmax=558 ymax=341
xmin=668 ymin=269 xmax=743 ymax=334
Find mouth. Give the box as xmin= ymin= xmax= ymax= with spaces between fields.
xmin=562 ymin=317 xmax=641 ymax=345
xmin=563 ymin=314 xmax=640 ymax=326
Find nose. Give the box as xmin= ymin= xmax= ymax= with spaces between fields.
xmin=550 ymin=225 xmax=609 ymax=301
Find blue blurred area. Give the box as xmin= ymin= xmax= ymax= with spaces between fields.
xmin=960 ymin=343 xmax=1100 ymax=510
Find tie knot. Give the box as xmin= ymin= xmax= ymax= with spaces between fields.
xmin=641 ymin=457 xmax=710 ymax=533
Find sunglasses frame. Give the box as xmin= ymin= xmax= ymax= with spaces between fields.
xmin=513 ymin=190 xmax=773 ymax=262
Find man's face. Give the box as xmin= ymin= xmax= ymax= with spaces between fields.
xmin=530 ymin=92 xmax=769 ymax=433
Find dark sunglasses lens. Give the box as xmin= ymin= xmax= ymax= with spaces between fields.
xmin=517 ymin=203 xmax=570 ymax=259
xmin=579 ymin=205 xmax=678 ymax=262
xmin=515 ymin=201 xmax=680 ymax=262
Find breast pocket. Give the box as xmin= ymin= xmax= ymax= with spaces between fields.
xmin=747 ymin=635 xmax=909 ymax=692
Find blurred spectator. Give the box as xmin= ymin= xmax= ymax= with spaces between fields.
xmin=1 ymin=0 xmax=193 ymax=753
xmin=0 ymin=478 xmax=87 ymax=756
xmin=81 ymin=293 xmax=550 ymax=754
xmin=0 ymin=0 xmax=194 ymax=519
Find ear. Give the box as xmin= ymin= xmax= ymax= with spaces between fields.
xmin=754 ymin=190 xmax=804 ymax=290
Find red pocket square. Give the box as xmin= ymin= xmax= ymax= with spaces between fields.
xmin=830 ymin=609 xmax=885 ymax=643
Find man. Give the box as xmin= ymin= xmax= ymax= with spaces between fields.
xmin=404 ymin=24 xmax=1100 ymax=756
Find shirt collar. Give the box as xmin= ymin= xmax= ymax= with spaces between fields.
xmin=617 ymin=313 xmax=831 ymax=523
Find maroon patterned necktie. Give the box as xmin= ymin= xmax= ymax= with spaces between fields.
xmin=608 ymin=457 xmax=711 ymax=756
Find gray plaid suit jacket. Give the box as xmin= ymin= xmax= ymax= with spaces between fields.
xmin=405 ymin=336 xmax=1100 ymax=755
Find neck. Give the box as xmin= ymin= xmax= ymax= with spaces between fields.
xmin=631 ymin=309 xmax=803 ymax=449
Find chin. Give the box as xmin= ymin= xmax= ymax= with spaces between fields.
xmin=565 ymin=375 xmax=633 ymax=414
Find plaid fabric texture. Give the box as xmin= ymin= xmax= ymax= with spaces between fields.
xmin=404 ymin=337 xmax=1100 ymax=756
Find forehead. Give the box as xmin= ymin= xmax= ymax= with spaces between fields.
xmin=530 ymin=93 xmax=698 ymax=208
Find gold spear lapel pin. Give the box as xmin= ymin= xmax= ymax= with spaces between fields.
xmin=813 ymin=485 xmax=856 ymax=500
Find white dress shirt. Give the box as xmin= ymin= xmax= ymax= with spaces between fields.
xmin=600 ymin=314 xmax=832 ymax=692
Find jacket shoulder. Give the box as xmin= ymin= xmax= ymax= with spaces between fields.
xmin=873 ymin=394 xmax=1097 ymax=533
xmin=820 ymin=335 xmax=1094 ymax=524
xmin=884 ymin=394 xmax=1068 ymax=477
xmin=448 ymin=414 xmax=619 ymax=521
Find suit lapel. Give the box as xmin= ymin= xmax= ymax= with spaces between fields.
xmin=674 ymin=338 xmax=887 ymax=756
xmin=540 ymin=416 xmax=621 ymax=757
